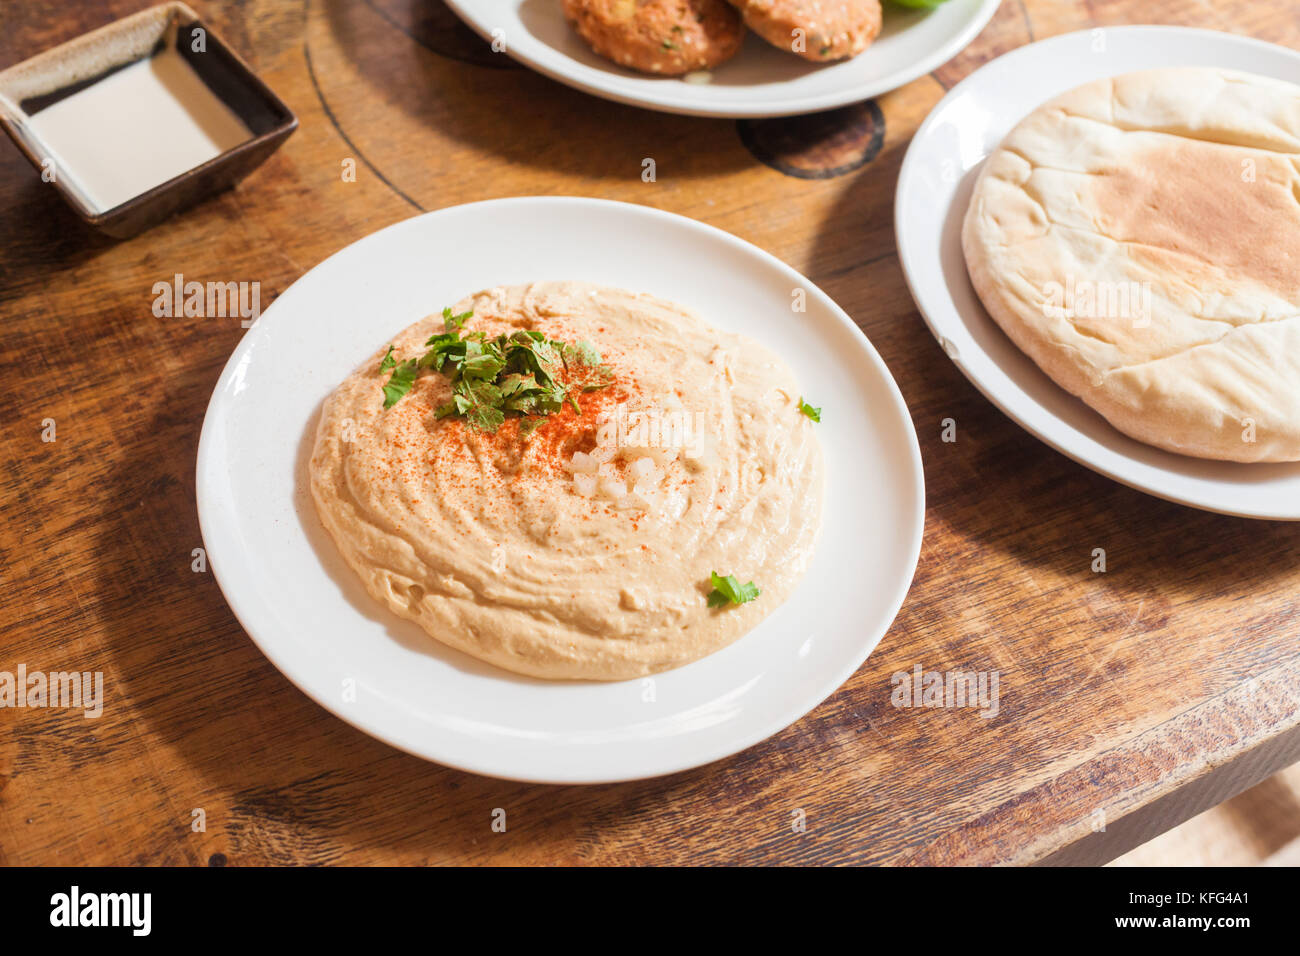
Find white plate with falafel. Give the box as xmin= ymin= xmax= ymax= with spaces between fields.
xmin=445 ymin=0 xmax=1002 ymax=118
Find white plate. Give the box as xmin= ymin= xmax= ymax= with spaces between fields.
xmin=196 ymin=197 xmax=924 ymax=783
xmin=896 ymin=26 xmax=1300 ymax=521
xmin=445 ymin=0 xmax=1001 ymax=118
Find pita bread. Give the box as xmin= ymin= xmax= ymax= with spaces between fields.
xmin=962 ymin=67 xmax=1300 ymax=462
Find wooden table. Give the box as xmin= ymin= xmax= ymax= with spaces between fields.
xmin=2 ymin=0 xmax=1298 ymax=867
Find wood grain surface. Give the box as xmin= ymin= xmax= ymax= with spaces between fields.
xmin=1 ymin=0 xmax=1298 ymax=866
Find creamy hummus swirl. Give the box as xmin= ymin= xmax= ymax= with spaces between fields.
xmin=310 ymin=282 xmax=824 ymax=679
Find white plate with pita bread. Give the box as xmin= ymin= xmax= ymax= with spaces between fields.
xmin=896 ymin=26 xmax=1300 ymax=520
xmin=445 ymin=0 xmax=1000 ymax=118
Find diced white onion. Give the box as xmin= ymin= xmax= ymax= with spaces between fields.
xmin=617 ymin=489 xmax=659 ymax=512
xmin=625 ymin=443 xmax=675 ymax=465
xmin=662 ymin=489 xmax=688 ymax=519
xmin=568 ymin=451 xmax=599 ymax=474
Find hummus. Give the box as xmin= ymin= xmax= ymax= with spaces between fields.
xmin=309 ymin=281 xmax=825 ymax=680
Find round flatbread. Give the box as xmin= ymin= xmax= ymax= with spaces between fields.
xmin=962 ymin=67 xmax=1300 ymax=462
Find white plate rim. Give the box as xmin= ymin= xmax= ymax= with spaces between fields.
xmin=442 ymin=0 xmax=1003 ymax=118
xmin=895 ymin=25 xmax=1300 ymax=522
xmin=196 ymin=196 xmax=927 ymax=782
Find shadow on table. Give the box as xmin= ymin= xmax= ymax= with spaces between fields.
xmin=0 ymin=164 xmax=118 ymax=301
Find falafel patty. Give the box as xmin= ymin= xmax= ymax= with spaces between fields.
xmin=730 ymin=0 xmax=882 ymax=62
xmin=563 ymin=0 xmax=745 ymax=75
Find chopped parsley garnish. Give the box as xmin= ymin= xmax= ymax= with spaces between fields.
xmin=797 ymin=397 xmax=821 ymax=422
xmin=379 ymin=308 xmax=613 ymax=431
xmin=707 ymin=572 xmax=761 ymax=608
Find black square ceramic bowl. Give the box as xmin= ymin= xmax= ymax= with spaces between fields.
xmin=0 ymin=2 xmax=297 ymax=238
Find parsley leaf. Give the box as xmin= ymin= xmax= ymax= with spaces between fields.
xmin=381 ymin=359 xmax=419 ymax=409
xmin=442 ymin=307 xmax=473 ymax=331
xmin=457 ymin=378 xmax=506 ymax=433
xmin=706 ymin=572 xmax=761 ymax=608
xmin=567 ymin=340 xmax=603 ymax=367
xmin=378 ymin=345 xmax=397 ymax=372
xmin=797 ymin=397 xmax=821 ymax=422
xmin=460 ymin=349 xmax=506 ymax=381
